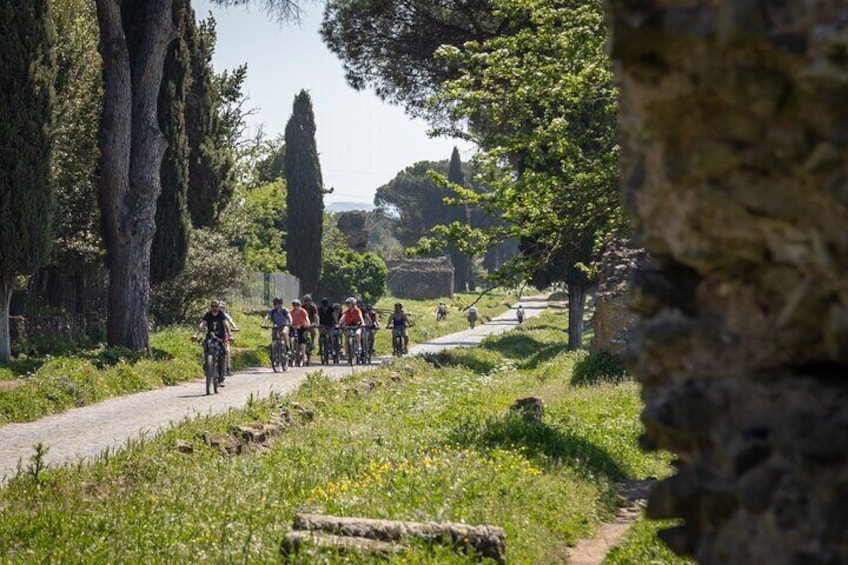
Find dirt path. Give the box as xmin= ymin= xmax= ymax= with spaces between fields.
xmin=0 ymin=297 xmax=548 ymax=484
xmin=566 ymin=479 xmax=656 ymax=565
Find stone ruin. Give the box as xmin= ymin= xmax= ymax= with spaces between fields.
xmin=335 ymin=210 xmax=369 ymax=253
xmin=386 ymin=257 xmax=454 ymax=300
xmin=609 ymin=1 xmax=848 ymax=563
xmin=590 ymin=236 xmax=648 ymax=357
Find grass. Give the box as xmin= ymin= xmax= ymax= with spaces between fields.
xmin=0 ymin=292 xmax=516 ymax=424
xmin=604 ymin=516 xmax=693 ymax=564
xmin=0 ymin=311 xmax=673 ymax=563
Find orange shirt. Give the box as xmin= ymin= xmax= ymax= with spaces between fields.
xmin=290 ymin=307 xmax=310 ymax=327
xmin=341 ymin=306 xmax=363 ymax=326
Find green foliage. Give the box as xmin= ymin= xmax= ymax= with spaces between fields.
xmin=186 ymin=16 xmax=241 ymax=229
xmin=571 ymin=350 xmax=629 ymax=386
xmin=321 ymin=0 xmax=499 ymax=116
xmin=0 ymin=0 xmax=56 ymax=360
xmin=151 ymin=0 xmax=193 ymax=284
xmin=284 ymin=90 xmax=324 ymax=292
xmin=236 ymin=179 xmax=287 ymax=272
xmin=50 ymin=0 xmax=103 ymax=271
xmin=0 ymin=310 xmax=672 ymax=562
xmin=321 ymin=247 xmax=388 ymax=305
xmin=151 ymin=229 xmax=250 ymax=325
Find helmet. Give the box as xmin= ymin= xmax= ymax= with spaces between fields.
xmin=321 ymin=297 xmax=329 ymax=306
xmin=346 ymin=297 xmax=357 ymax=305
xmin=210 ymin=300 xmax=220 ymax=308
xmin=272 ymin=297 xmax=282 ymax=305
xmin=394 ymin=303 xmax=402 ymax=310
xmin=292 ymin=299 xmax=301 ymax=306
xmin=332 ymin=303 xmax=341 ymax=310
xmin=302 ymin=294 xmax=313 ymax=303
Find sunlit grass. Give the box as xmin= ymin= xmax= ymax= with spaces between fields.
xmin=0 ymin=311 xmax=673 ymax=563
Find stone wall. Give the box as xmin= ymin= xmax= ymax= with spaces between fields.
xmin=609 ymin=1 xmax=848 ymax=563
xmin=591 ymin=236 xmax=647 ymax=356
xmin=386 ymin=257 xmax=454 ymax=300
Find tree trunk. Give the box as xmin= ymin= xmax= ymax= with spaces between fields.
xmin=567 ymin=280 xmax=587 ymax=350
xmin=0 ymin=280 xmax=12 ymax=362
xmin=96 ymin=0 xmax=174 ymax=351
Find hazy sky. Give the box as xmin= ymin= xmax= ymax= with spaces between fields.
xmin=194 ymin=0 xmax=475 ymax=206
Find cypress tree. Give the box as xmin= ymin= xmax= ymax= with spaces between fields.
xmin=284 ymin=90 xmax=324 ymax=293
xmin=0 ymin=0 xmax=56 ymax=361
xmin=447 ymin=147 xmax=471 ymax=291
xmin=151 ymin=0 xmax=192 ymax=284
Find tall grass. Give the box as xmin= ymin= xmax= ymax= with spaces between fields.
xmin=0 ymin=312 xmax=673 ymax=563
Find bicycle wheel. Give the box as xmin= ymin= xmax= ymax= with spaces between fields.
xmin=271 ymin=342 xmax=282 ymax=372
xmin=205 ymin=354 xmax=217 ymax=395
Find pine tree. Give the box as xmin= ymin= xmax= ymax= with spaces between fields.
xmin=0 ymin=0 xmax=56 ymax=361
xmin=284 ymin=90 xmax=324 ymax=293
xmin=151 ymin=0 xmax=192 ymax=284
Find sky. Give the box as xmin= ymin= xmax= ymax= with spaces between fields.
xmin=194 ymin=0 xmax=475 ymax=207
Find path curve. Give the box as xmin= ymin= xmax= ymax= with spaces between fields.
xmin=0 ymin=297 xmax=548 ymax=483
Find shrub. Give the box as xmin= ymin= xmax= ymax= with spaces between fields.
xmin=571 ymin=350 xmax=628 ymax=385
xmin=320 ymin=248 xmax=388 ymax=305
xmin=151 ymin=229 xmax=250 ymax=325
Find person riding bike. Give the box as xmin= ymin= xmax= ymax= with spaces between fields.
xmin=302 ymin=294 xmax=319 ymax=352
xmin=340 ymin=297 xmax=364 ymax=358
xmin=388 ymin=303 xmax=412 ymax=354
xmin=466 ymin=305 xmax=479 ymax=328
xmin=219 ymin=302 xmax=240 ymax=375
xmin=192 ymin=300 xmax=234 ymax=386
xmin=516 ymin=304 xmax=526 ymax=324
xmin=362 ymin=303 xmax=380 ymax=357
xmin=262 ymin=295 xmax=290 ymax=336
xmin=435 ymin=302 xmax=448 ymax=321
xmin=290 ymin=299 xmax=311 ymax=361
xmin=316 ymin=297 xmax=336 ymax=357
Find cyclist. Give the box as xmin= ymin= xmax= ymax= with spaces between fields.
xmin=340 ymin=297 xmax=364 ymax=358
xmin=219 ymin=302 xmax=241 ymax=375
xmin=192 ymin=299 xmax=234 ymax=386
xmin=435 ymin=302 xmax=448 ymax=321
xmin=290 ymin=299 xmax=311 ymax=361
xmin=362 ymin=303 xmax=380 ymax=357
xmin=516 ymin=304 xmax=526 ymax=324
xmin=261 ymin=297 xmax=291 ymax=349
xmin=388 ymin=303 xmax=413 ymax=354
xmin=316 ymin=297 xmax=336 ymax=357
xmin=466 ymin=305 xmax=479 ymax=328
xmin=302 ymin=294 xmax=319 ymax=352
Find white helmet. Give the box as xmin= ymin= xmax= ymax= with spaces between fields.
xmin=346 ymin=297 xmax=357 ymax=305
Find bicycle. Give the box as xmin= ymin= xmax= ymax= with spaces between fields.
xmin=342 ymin=325 xmax=361 ymax=366
xmin=270 ymin=325 xmax=288 ymax=372
xmin=289 ymin=326 xmax=310 ymax=367
xmin=390 ymin=325 xmax=405 ymax=357
xmin=319 ymin=325 xmax=333 ymax=365
xmin=331 ymin=326 xmax=342 ymax=364
xmin=199 ymin=332 xmax=226 ymax=395
xmin=362 ymin=326 xmax=377 ymax=364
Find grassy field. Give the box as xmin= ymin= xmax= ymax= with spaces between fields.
xmin=0 ymin=311 xmax=674 ymax=563
xmin=0 ymin=292 xmax=516 ymax=424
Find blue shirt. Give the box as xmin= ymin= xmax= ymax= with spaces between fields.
xmin=267 ymin=307 xmax=290 ymax=327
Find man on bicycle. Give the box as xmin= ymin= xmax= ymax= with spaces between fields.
xmin=302 ymin=294 xmax=319 ymax=352
xmin=340 ymin=297 xmax=364 ymax=358
xmin=316 ymin=297 xmax=336 ymax=357
xmin=435 ymin=302 xmax=448 ymax=321
xmin=388 ymin=303 xmax=412 ymax=354
xmin=290 ymin=298 xmax=311 ymax=360
xmin=362 ymin=303 xmax=379 ymax=358
xmin=261 ymin=297 xmax=291 ymax=347
xmin=192 ymin=300 xmax=235 ymax=385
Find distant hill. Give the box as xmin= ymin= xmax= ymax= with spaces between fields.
xmin=326 ymin=201 xmax=375 ymax=213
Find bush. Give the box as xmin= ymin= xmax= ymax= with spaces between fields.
xmin=571 ymin=350 xmax=628 ymax=385
xmin=320 ymin=248 xmax=388 ymax=305
xmin=151 ymin=229 xmax=249 ymax=325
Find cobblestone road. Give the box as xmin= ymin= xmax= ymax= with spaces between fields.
xmin=0 ymin=298 xmax=548 ymax=483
